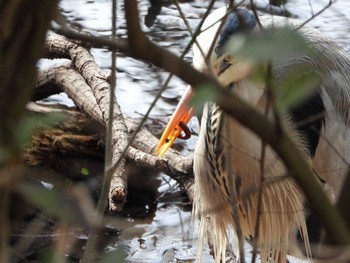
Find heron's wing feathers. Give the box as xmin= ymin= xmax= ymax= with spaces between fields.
xmin=259 ymin=15 xmax=350 ymax=124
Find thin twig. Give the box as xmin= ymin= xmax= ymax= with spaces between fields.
xmin=50 ymin=23 xmax=128 ymax=52
xmin=297 ymin=0 xmax=335 ymax=29
xmin=249 ymin=0 xmax=264 ymax=29
xmin=174 ymin=0 xmax=217 ymax=77
xmin=173 ymin=0 xmax=207 ymax=69
xmin=83 ymin=1 xmax=118 ymax=261
xmin=106 ymin=0 xmax=118 ymax=213
xmin=107 ymin=0 xmax=219 ymax=179
xmin=225 ymin=128 xmax=246 ymax=262
xmin=315 ymin=127 xmax=350 ymax=166
xmin=251 ymin=62 xmax=273 ymax=263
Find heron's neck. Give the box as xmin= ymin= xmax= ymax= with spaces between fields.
xmin=232 ymin=80 xmax=266 ymax=108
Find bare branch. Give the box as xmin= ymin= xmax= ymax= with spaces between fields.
xmin=35 ymin=63 xmax=103 ymax=122
xmin=49 ymin=22 xmax=128 ymax=52
xmin=25 ymin=102 xmax=194 ymax=200
xmin=44 ymin=35 xmax=129 ymax=212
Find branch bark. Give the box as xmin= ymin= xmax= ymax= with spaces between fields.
xmin=25 ymin=102 xmax=194 ymax=200
xmin=36 ymin=51 xmax=195 ymax=199
xmin=35 ymin=62 xmax=103 ymax=124
xmin=44 ymin=35 xmax=129 ymax=211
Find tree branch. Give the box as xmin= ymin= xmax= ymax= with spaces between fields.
xmin=33 ymin=58 xmax=195 ymax=199
xmin=25 ymin=102 xmax=194 ymax=200
xmin=44 ymin=35 xmax=129 ymax=211
xmin=123 ymin=0 xmax=350 ymax=245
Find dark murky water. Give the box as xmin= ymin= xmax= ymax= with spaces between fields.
xmin=46 ymin=0 xmax=350 ymax=262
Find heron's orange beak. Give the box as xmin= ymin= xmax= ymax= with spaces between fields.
xmin=155 ymin=85 xmax=195 ymax=158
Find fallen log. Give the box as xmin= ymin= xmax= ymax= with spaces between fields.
xmin=26 ymin=35 xmax=195 ymax=212
xmin=25 ymin=102 xmax=194 ymax=202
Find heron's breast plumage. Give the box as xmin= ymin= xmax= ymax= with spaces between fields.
xmin=193 ymin=97 xmax=312 ymax=262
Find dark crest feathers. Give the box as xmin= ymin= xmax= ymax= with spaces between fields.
xmin=215 ymin=8 xmax=256 ymax=56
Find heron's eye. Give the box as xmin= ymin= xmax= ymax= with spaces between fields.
xmin=223 ymin=55 xmax=233 ymax=63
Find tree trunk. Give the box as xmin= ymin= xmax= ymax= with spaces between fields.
xmin=0 ymin=1 xmax=59 ymax=262
xmin=0 ymin=0 xmax=58 ymax=151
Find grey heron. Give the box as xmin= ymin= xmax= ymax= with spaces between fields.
xmin=156 ymin=7 xmax=350 ymax=262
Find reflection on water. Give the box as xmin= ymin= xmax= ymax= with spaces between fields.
xmin=55 ymin=1 xmax=350 ymax=262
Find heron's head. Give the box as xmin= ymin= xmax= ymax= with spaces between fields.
xmin=193 ymin=8 xmax=256 ymax=83
xmin=155 ymin=8 xmax=257 ymax=157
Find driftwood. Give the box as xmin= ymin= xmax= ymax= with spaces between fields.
xmin=30 ymin=35 xmax=194 ymax=210
xmin=45 ymin=35 xmax=129 ymax=212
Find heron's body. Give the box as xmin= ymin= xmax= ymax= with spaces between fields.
xmin=194 ymin=87 xmax=311 ymax=262
xmin=193 ymin=9 xmax=350 ymax=262
xmin=156 ymin=7 xmax=350 ymax=262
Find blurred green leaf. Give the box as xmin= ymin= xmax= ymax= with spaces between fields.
xmin=98 ymin=247 xmax=126 ymax=263
xmin=226 ymin=27 xmax=312 ymax=62
xmin=190 ymin=84 xmax=220 ymax=112
xmin=249 ymin=63 xmax=268 ymax=85
xmin=0 ymin=147 xmax=10 ymax=164
xmin=80 ymin=167 xmax=90 ymax=176
xmin=15 ymin=112 xmax=66 ymax=148
xmin=0 ymin=112 xmax=64 ymax=162
xmin=39 ymin=248 xmax=54 ymax=263
xmin=275 ymin=69 xmax=321 ymax=111
xmin=224 ymin=26 xmax=321 ymax=113
xmin=20 ymin=182 xmax=89 ymax=227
